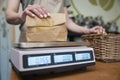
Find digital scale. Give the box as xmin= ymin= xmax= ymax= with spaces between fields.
xmin=10 ymin=42 xmax=95 ymax=76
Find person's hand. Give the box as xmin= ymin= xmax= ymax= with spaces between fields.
xmin=20 ymin=4 xmax=50 ymax=22
xmin=89 ymin=26 xmax=106 ymax=34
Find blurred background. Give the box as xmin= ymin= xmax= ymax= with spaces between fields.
xmin=67 ymin=0 xmax=120 ymax=41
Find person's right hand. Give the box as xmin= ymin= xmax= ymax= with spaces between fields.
xmin=20 ymin=4 xmax=50 ymax=22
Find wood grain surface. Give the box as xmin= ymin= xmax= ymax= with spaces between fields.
xmin=11 ymin=61 xmax=120 ymax=80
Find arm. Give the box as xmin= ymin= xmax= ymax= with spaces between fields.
xmin=5 ymin=0 xmax=50 ymax=25
xmin=64 ymin=7 xmax=105 ymax=34
xmin=5 ymin=0 xmax=23 ymax=25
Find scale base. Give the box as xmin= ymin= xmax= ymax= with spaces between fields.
xmin=12 ymin=62 xmax=95 ymax=77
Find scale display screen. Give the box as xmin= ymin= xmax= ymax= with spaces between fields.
xmin=23 ymin=51 xmax=93 ymax=68
xmin=54 ymin=54 xmax=73 ymax=63
xmin=28 ymin=55 xmax=51 ymax=66
xmin=75 ymin=53 xmax=91 ymax=61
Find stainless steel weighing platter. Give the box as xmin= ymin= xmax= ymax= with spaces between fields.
xmin=14 ymin=42 xmax=90 ymax=48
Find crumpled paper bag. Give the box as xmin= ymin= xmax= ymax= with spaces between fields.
xmin=25 ymin=13 xmax=67 ymax=42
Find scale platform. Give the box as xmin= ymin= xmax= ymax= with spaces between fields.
xmin=13 ymin=42 xmax=90 ymax=48
xmin=10 ymin=42 xmax=95 ymax=75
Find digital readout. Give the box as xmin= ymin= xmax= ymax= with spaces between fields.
xmin=75 ymin=53 xmax=91 ymax=61
xmin=54 ymin=54 xmax=73 ymax=63
xmin=28 ymin=55 xmax=51 ymax=66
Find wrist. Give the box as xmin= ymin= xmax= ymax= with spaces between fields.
xmin=18 ymin=12 xmax=26 ymax=24
xmin=84 ymin=28 xmax=91 ymax=34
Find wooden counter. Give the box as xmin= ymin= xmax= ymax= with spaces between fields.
xmin=11 ymin=61 xmax=120 ymax=80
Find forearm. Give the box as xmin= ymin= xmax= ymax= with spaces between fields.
xmin=5 ymin=0 xmax=22 ymax=25
xmin=64 ymin=7 xmax=90 ymax=34
xmin=5 ymin=11 xmax=24 ymax=25
xmin=66 ymin=19 xmax=90 ymax=34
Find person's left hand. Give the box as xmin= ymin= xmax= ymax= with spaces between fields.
xmin=89 ymin=26 xmax=106 ymax=34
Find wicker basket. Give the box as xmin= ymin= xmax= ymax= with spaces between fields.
xmin=82 ymin=34 xmax=120 ymax=62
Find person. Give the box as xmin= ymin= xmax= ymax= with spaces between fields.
xmin=5 ymin=0 xmax=105 ymax=42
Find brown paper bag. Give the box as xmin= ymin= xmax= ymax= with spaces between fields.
xmin=25 ymin=13 xmax=67 ymax=42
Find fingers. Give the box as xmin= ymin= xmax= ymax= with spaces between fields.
xmin=24 ymin=7 xmax=35 ymax=18
xmin=94 ymin=26 xmax=106 ymax=34
xmin=102 ymin=28 xmax=107 ymax=35
xmin=23 ymin=4 xmax=50 ymax=18
xmin=41 ymin=7 xmax=50 ymax=16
